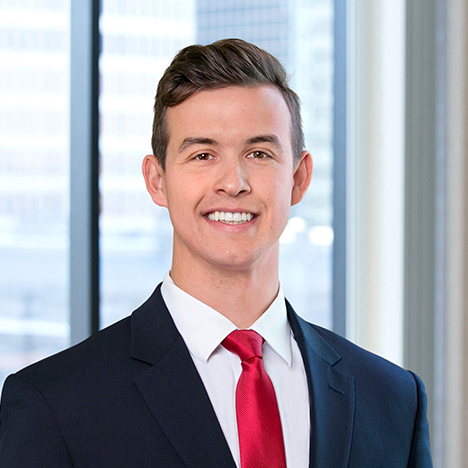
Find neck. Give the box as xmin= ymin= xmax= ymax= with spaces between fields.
xmin=170 ymin=251 xmax=280 ymax=329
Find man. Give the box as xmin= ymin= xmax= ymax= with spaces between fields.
xmin=0 ymin=39 xmax=432 ymax=467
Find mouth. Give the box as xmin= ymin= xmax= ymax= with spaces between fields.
xmin=206 ymin=211 xmax=255 ymax=225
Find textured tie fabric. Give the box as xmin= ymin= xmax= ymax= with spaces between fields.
xmin=222 ymin=329 xmax=287 ymax=468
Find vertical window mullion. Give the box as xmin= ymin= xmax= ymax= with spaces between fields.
xmin=70 ymin=0 xmax=100 ymax=344
xmin=332 ymin=0 xmax=347 ymax=337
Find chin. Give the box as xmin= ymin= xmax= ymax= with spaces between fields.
xmin=208 ymin=246 xmax=276 ymax=273
xmin=211 ymin=255 xmax=257 ymax=271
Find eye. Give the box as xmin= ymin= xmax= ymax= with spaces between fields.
xmin=195 ymin=153 xmax=213 ymax=161
xmin=247 ymin=151 xmax=269 ymax=159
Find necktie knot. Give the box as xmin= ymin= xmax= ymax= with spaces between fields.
xmin=222 ymin=329 xmax=263 ymax=362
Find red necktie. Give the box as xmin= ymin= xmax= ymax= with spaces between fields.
xmin=222 ymin=329 xmax=287 ymax=468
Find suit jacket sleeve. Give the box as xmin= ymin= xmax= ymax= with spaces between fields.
xmin=408 ymin=371 xmax=433 ymax=467
xmin=0 ymin=373 xmax=74 ymax=467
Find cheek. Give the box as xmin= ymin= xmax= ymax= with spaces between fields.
xmin=274 ymin=190 xmax=293 ymax=228
xmin=264 ymin=194 xmax=291 ymax=232
xmin=166 ymin=176 xmax=194 ymax=202
xmin=165 ymin=180 xmax=206 ymax=222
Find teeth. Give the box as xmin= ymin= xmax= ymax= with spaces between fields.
xmin=207 ymin=211 xmax=254 ymax=224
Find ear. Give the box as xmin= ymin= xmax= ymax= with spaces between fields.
xmin=291 ymin=151 xmax=313 ymax=206
xmin=142 ymin=155 xmax=168 ymax=207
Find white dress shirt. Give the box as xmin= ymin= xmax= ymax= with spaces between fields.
xmin=161 ymin=272 xmax=310 ymax=468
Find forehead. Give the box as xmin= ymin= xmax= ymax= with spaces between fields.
xmin=165 ymin=85 xmax=293 ymax=152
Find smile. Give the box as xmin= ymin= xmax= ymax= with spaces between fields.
xmin=206 ymin=211 xmax=254 ymax=224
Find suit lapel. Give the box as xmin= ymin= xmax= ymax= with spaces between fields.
xmin=131 ymin=285 xmax=236 ymax=468
xmin=287 ymin=303 xmax=355 ymax=468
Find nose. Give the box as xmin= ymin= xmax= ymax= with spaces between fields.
xmin=215 ymin=157 xmax=251 ymax=196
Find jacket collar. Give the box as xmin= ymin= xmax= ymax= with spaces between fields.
xmin=130 ymin=284 xmax=237 ymax=468
xmin=287 ymin=301 xmax=355 ymax=468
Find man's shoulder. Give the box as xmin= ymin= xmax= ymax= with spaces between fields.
xmin=12 ymin=285 xmax=167 ymax=390
xmin=307 ymin=321 xmax=396 ymax=365
xmin=295 ymin=316 xmax=420 ymax=394
xmin=12 ymin=315 xmax=135 ymax=391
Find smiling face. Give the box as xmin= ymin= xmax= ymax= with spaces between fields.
xmin=143 ymin=85 xmax=312 ymax=280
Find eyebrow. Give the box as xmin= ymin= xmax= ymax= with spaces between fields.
xmin=245 ymin=134 xmax=284 ymax=153
xmin=178 ymin=137 xmax=218 ymax=154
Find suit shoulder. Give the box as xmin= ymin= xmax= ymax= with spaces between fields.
xmin=301 ymin=320 xmax=419 ymax=391
xmin=14 ymin=315 xmax=134 ymax=389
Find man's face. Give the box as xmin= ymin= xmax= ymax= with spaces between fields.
xmin=143 ymin=85 xmax=311 ymax=275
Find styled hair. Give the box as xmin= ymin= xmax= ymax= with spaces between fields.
xmin=151 ymin=38 xmax=304 ymax=169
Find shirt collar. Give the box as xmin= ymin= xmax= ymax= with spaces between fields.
xmin=160 ymin=272 xmax=292 ymax=367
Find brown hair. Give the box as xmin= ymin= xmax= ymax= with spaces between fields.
xmin=151 ymin=38 xmax=304 ymax=169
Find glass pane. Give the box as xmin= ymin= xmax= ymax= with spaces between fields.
xmin=0 ymin=0 xmax=70 ymax=388
xmin=99 ymin=0 xmax=196 ymax=328
xmin=100 ymin=0 xmax=334 ymax=329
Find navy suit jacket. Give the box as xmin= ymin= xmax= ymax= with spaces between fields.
xmin=0 ymin=285 xmax=432 ymax=467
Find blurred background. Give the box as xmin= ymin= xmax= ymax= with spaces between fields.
xmin=1 ymin=1 xmax=467 ymax=466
